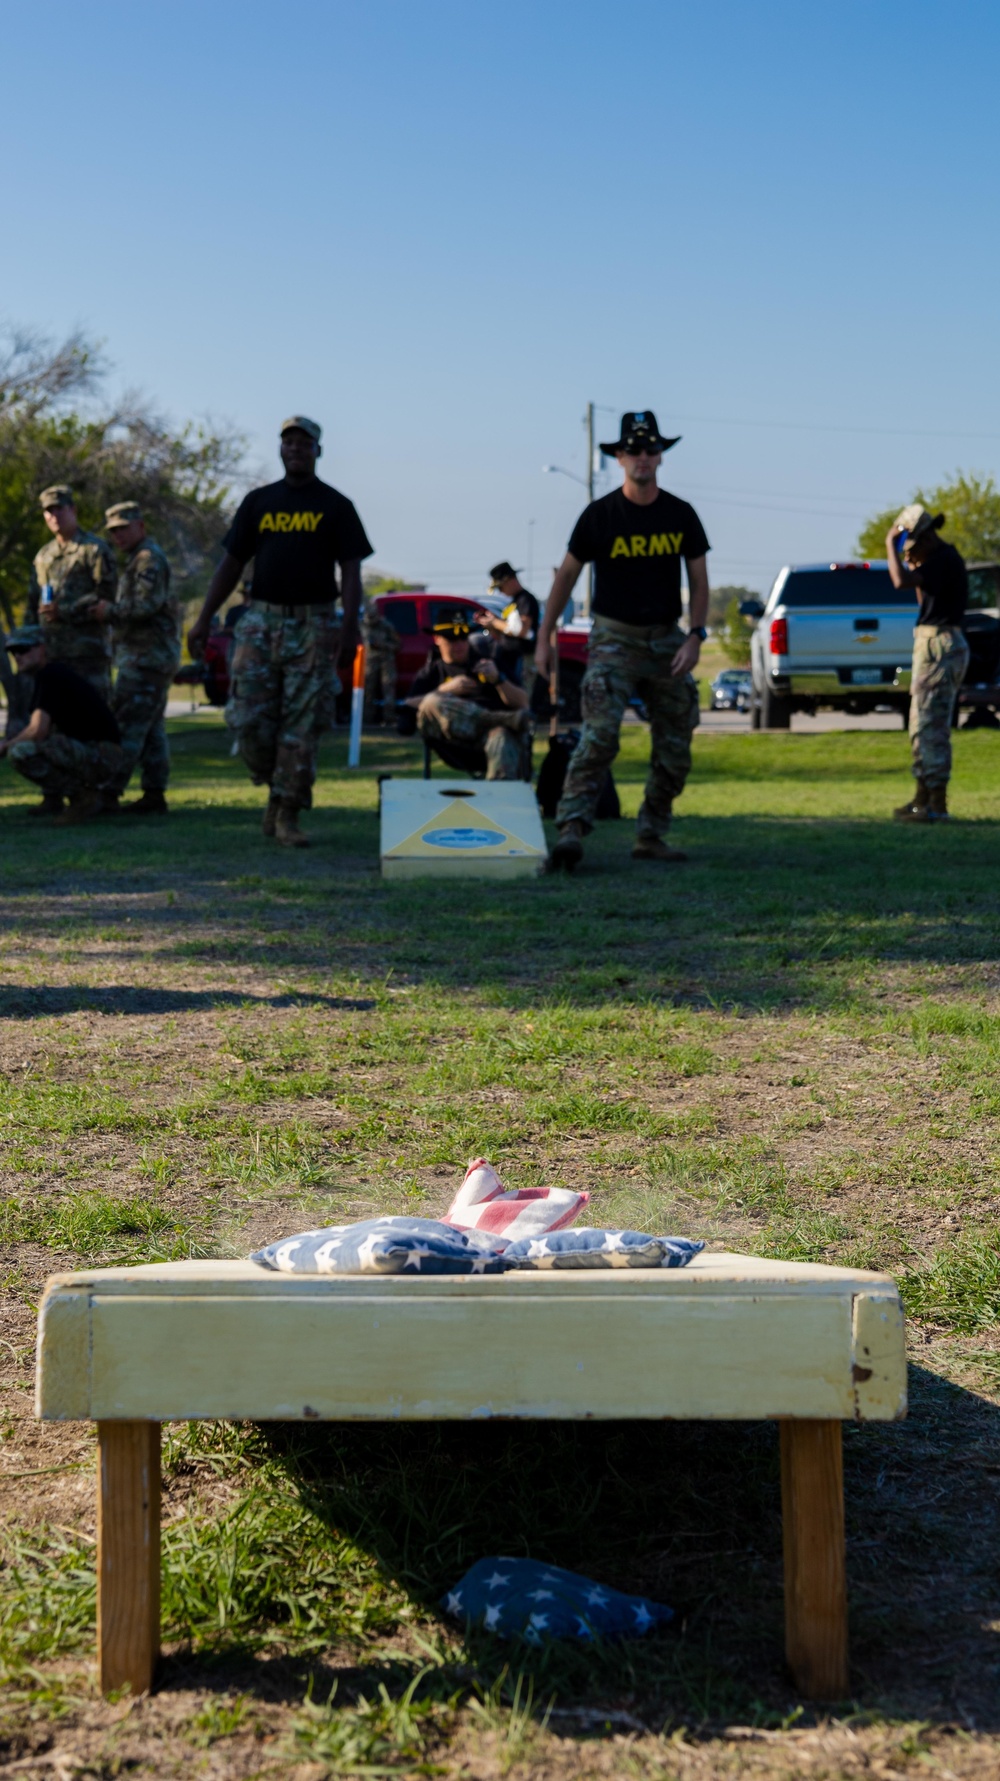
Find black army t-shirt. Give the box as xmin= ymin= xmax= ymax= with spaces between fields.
xmin=410 ymin=655 xmax=509 ymax=712
xmin=904 ymin=541 xmax=968 ymax=627
xmin=568 ymin=488 xmax=710 ymax=626
xmin=33 ymin=662 xmax=120 ymax=743
xmin=223 ymin=476 xmax=374 ymax=606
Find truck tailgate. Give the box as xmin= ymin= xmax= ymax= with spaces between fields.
xmin=786 ymin=606 xmax=915 ymax=668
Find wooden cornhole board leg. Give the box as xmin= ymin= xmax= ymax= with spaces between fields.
xmin=97 ymin=1421 xmax=161 ymax=1695
xmin=780 ymin=1419 xmax=848 ymax=1698
xmin=91 ymin=1414 xmax=846 ymax=1698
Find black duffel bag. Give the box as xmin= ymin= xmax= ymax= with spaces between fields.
xmin=536 ymin=729 xmax=620 ymax=821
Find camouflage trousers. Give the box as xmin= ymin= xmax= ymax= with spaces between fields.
xmin=110 ymin=659 xmax=176 ymax=794
xmin=9 ymin=733 xmax=124 ymax=797
xmin=226 ymin=603 xmax=335 ymax=808
xmin=315 ymin=609 xmax=343 ymax=734
xmin=909 ymin=624 xmax=969 ymax=788
xmin=364 ymin=647 xmax=397 ymax=722
xmin=556 ymin=617 xmax=699 ymax=836
xmin=417 ymin=692 xmax=527 ymax=779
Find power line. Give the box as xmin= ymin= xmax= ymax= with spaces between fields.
xmin=589 ymin=400 xmax=1000 ymax=441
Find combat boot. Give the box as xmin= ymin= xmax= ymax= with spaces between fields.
xmin=275 ymin=800 xmax=309 ymax=848
xmin=52 ymin=787 xmax=102 ymax=826
xmin=928 ymin=784 xmax=950 ymax=820
xmin=632 ymin=836 xmax=688 ymax=863
xmin=894 ymin=780 xmax=930 ymax=822
xmin=262 ymin=795 xmax=280 ymax=838
xmin=547 ymin=820 xmax=584 ymax=872
xmin=121 ymin=790 xmax=168 ymax=815
xmin=28 ymin=794 xmax=64 ymax=818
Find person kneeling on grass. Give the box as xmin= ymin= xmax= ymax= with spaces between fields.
xmin=0 ymin=625 xmax=125 ymax=825
xmin=400 ymin=618 xmax=530 ymax=778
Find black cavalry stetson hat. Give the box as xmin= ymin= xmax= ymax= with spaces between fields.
xmin=599 ymin=410 xmax=680 ymax=455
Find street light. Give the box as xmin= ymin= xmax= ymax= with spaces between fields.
xmin=542 ymin=463 xmax=588 ymax=487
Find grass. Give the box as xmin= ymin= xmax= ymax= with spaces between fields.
xmin=1 ymin=713 xmax=1000 ymax=1776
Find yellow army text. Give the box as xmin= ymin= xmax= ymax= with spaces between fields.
xmin=259 ymin=512 xmax=323 ymax=533
xmin=609 ymin=533 xmax=684 ymax=558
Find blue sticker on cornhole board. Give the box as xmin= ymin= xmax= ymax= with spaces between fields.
xmin=424 ymin=828 xmax=505 ymax=849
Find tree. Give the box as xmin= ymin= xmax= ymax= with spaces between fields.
xmin=706 ymin=584 xmax=757 ymax=664
xmin=0 ymin=324 xmax=247 ymax=630
xmin=708 ymin=583 xmax=758 ymax=629
xmin=856 ymin=471 xmax=1000 ymax=563
xmin=362 ymin=574 xmax=427 ymax=595
xmin=718 ymin=596 xmax=756 ymax=665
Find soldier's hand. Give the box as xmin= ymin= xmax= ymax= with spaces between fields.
xmin=670 ymin=634 xmax=701 ymax=677
xmin=187 ymin=617 xmax=209 ymax=658
xmin=93 ymin=600 xmax=112 ymax=623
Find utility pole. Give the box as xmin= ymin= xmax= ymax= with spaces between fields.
xmin=583 ymin=402 xmax=595 ymax=617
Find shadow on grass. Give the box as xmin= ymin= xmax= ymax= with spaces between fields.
xmin=156 ymin=1366 xmax=1000 ymax=1728
xmin=0 ymin=987 xmax=375 ymax=1018
xmin=2 ymin=806 xmax=999 ymax=1010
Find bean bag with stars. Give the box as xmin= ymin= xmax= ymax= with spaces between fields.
xmin=442 ymin=1556 xmax=672 ymax=1642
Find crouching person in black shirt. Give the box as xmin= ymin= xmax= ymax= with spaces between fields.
xmin=402 ymin=618 xmax=530 ymax=778
xmin=1 ymin=625 xmax=124 ymax=824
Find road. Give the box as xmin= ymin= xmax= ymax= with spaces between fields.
xmin=696 ymin=706 xmax=906 ymax=733
xmin=166 ymin=700 xmax=908 ymax=733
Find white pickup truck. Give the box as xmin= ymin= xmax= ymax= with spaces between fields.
xmin=744 ymin=561 xmax=921 ymax=729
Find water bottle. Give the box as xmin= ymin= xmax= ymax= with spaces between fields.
xmin=40 ymin=583 xmax=54 ymax=611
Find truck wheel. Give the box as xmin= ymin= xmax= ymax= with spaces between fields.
xmin=760 ymin=683 xmax=791 ymax=729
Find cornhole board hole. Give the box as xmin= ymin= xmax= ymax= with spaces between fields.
xmin=380 ymin=778 xmax=547 ymax=879
xmin=36 ymin=1250 xmax=907 ymax=1701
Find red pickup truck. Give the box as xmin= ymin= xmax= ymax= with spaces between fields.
xmin=187 ymin=590 xmax=592 ymax=721
xmin=372 ymin=590 xmax=590 ymax=719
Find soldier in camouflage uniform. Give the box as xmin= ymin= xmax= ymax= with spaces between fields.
xmin=887 ymin=504 xmax=970 ymax=822
xmin=25 ymin=485 xmax=117 ymax=814
xmin=535 ymin=411 xmax=710 ymax=871
xmin=1 ymin=624 xmax=125 ymax=824
xmin=30 ymin=486 xmax=116 ymax=697
xmin=97 ymin=502 xmax=181 ymax=815
xmin=362 ymin=601 xmax=399 ymax=724
xmin=187 ymin=417 xmax=372 ymax=847
xmin=403 ymin=619 xmax=530 ymax=777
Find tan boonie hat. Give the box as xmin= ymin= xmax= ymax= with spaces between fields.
xmin=897 ymin=502 xmax=945 ymax=543
xmin=105 ymin=501 xmax=143 ymax=530
xmin=39 ymin=483 xmax=74 ymax=509
xmin=280 ymin=414 xmax=322 ymax=443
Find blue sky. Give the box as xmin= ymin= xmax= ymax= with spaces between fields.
xmin=2 ymin=0 xmax=998 ymax=594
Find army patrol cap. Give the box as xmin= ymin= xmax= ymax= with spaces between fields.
xmin=280 ymin=415 xmax=322 ymax=443
xmin=105 ymin=501 xmax=143 ymax=530
xmin=39 ymin=483 xmax=74 ymax=510
xmin=5 ymin=622 xmax=44 ymax=654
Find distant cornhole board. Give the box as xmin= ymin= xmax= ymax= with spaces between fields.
xmin=380 ymin=779 xmax=547 ymax=880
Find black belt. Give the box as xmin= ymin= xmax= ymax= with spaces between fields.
xmin=253 ymin=600 xmax=335 ymax=618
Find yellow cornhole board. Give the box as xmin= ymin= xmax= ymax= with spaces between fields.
xmin=380 ymin=779 xmax=547 ymax=879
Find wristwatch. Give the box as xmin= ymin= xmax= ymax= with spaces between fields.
xmin=690 ymin=625 xmax=707 ymax=641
